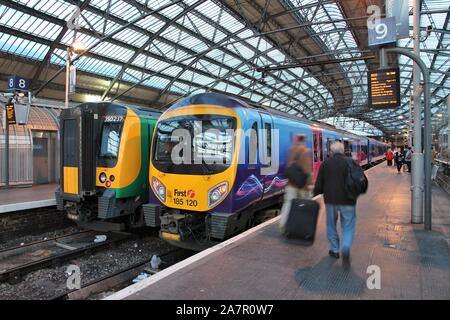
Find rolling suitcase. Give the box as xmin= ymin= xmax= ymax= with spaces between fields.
xmin=284 ymin=198 xmax=319 ymax=242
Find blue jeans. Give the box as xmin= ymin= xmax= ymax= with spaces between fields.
xmin=325 ymin=204 xmax=356 ymax=255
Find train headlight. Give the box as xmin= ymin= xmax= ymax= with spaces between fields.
xmin=99 ymin=172 xmax=107 ymax=183
xmin=152 ymin=177 xmax=166 ymax=202
xmin=208 ymin=182 xmax=228 ymax=208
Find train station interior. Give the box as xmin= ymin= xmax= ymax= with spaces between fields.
xmin=0 ymin=0 xmax=449 ymax=302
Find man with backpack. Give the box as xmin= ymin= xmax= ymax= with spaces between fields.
xmin=313 ymin=141 xmax=368 ymax=268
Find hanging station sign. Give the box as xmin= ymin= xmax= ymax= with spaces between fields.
xmin=368 ymin=67 xmax=401 ymax=109
xmin=368 ymin=17 xmax=397 ymax=47
xmin=7 ymin=75 xmax=30 ymax=92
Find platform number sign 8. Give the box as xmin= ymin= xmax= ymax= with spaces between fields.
xmin=7 ymin=75 xmax=30 ymax=92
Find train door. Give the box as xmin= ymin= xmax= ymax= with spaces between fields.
xmin=33 ymin=135 xmax=49 ymax=184
xmin=355 ymin=139 xmax=361 ymax=163
xmin=259 ymin=113 xmax=273 ymax=169
xmin=258 ymin=113 xmax=275 ymax=198
xmin=312 ymin=128 xmax=323 ymax=180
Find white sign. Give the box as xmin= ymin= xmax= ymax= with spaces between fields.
xmin=368 ymin=17 xmax=397 ymax=47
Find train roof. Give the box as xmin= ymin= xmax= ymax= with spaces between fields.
xmin=71 ymin=102 xmax=162 ymax=118
xmin=169 ymin=93 xmax=388 ymax=145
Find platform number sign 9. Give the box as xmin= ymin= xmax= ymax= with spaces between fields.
xmin=7 ymin=75 xmax=30 ymax=93
xmin=367 ymin=17 xmax=397 ymax=47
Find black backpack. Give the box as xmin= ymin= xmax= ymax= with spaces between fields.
xmin=344 ymin=158 xmax=368 ymax=201
xmin=285 ymin=164 xmax=308 ymax=189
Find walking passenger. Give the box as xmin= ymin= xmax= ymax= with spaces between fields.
xmin=313 ymin=141 xmax=364 ymax=268
xmin=386 ymin=148 xmax=394 ymax=166
xmin=394 ymin=147 xmax=404 ymax=173
xmin=404 ymin=146 xmax=412 ymax=173
xmin=279 ymin=134 xmax=313 ymax=233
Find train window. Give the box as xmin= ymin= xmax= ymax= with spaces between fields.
xmin=326 ymin=138 xmax=331 ymax=158
xmin=248 ymin=122 xmax=258 ymax=165
xmin=344 ymin=140 xmax=350 ymax=157
xmin=313 ymin=134 xmax=318 ymax=162
xmin=265 ymin=123 xmax=272 ymax=165
xmin=319 ymin=134 xmax=323 ymax=161
xmin=153 ymin=114 xmax=236 ymax=175
xmin=63 ymin=119 xmax=77 ymax=166
xmin=99 ymin=121 xmax=123 ymax=159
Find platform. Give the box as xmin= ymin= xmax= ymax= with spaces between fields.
xmin=0 ymin=184 xmax=57 ymax=213
xmin=107 ymin=164 xmax=450 ymax=300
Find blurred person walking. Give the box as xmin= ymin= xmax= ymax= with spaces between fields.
xmin=404 ymin=146 xmax=412 ymax=173
xmin=395 ymin=147 xmax=404 ymax=173
xmin=386 ymin=148 xmax=394 ymax=166
xmin=279 ymin=134 xmax=313 ymax=233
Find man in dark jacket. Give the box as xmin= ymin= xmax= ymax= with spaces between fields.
xmin=313 ymin=141 xmax=356 ymax=267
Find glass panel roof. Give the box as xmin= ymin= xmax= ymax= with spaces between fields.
xmin=0 ymin=0 xmax=447 ymax=135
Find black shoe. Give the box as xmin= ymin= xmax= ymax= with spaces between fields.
xmin=328 ymin=250 xmax=340 ymax=259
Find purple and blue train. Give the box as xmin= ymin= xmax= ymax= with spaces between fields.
xmin=143 ymin=93 xmax=388 ymax=250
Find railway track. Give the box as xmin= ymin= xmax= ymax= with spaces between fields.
xmin=51 ymin=248 xmax=192 ymax=300
xmin=0 ymin=230 xmax=131 ymax=283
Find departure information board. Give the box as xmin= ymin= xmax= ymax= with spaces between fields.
xmin=5 ymin=103 xmax=16 ymax=125
xmin=368 ymin=68 xmax=401 ymax=109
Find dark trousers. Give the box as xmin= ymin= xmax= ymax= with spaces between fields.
xmin=405 ymin=161 xmax=411 ymax=172
xmin=396 ymin=161 xmax=403 ymax=172
xmin=387 ymin=159 xmax=392 ymax=166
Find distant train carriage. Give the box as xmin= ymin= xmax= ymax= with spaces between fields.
xmin=142 ymin=93 xmax=387 ymax=250
xmin=55 ymin=103 xmax=161 ymax=229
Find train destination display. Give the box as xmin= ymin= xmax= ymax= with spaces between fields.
xmin=6 ymin=103 xmax=16 ymax=125
xmin=368 ymin=68 xmax=401 ymax=109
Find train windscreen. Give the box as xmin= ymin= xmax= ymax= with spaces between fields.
xmin=153 ymin=114 xmax=236 ymax=175
xmin=98 ymin=115 xmax=125 ymax=167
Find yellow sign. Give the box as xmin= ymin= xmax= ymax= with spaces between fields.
xmin=368 ymin=68 xmax=401 ymax=109
xmin=5 ymin=103 xmax=16 ymax=125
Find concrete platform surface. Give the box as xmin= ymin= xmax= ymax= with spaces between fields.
xmin=107 ymin=164 xmax=450 ymax=300
xmin=0 ymin=184 xmax=57 ymax=213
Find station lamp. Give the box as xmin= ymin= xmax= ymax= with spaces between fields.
xmin=71 ymin=39 xmax=86 ymax=54
xmin=65 ymin=39 xmax=86 ymax=109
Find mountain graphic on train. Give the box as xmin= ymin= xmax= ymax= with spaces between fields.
xmin=55 ymin=103 xmax=161 ymax=229
xmin=142 ymin=93 xmax=388 ymax=250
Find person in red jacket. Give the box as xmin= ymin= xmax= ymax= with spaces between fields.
xmin=386 ymin=148 xmax=394 ymax=166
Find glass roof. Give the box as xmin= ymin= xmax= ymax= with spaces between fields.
xmin=0 ymin=0 xmax=333 ymax=117
xmin=0 ymin=0 xmax=448 ymax=136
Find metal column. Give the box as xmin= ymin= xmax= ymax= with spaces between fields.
xmin=4 ymin=107 xmax=9 ymax=188
xmin=383 ymin=47 xmax=431 ymax=231
xmin=65 ymin=48 xmax=70 ymax=109
xmin=448 ymin=95 xmax=450 ymax=151
xmin=411 ymin=0 xmax=424 ymax=224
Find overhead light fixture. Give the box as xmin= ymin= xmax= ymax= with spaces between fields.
xmin=71 ymin=39 xmax=86 ymax=54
